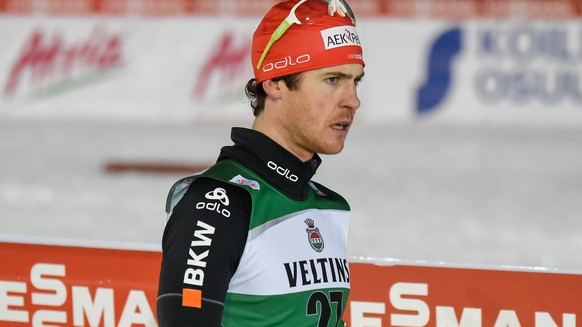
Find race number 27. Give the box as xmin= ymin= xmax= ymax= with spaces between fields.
xmin=307 ymin=291 xmax=344 ymax=327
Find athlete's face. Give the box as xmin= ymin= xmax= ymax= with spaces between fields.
xmin=279 ymin=63 xmax=364 ymax=160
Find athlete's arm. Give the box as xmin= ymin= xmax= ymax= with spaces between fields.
xmin=157 ymin=177 xmax=251 ymax=326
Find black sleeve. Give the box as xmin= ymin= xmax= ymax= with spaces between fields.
xmin=157 ymin=177 xmax=251 ymax=327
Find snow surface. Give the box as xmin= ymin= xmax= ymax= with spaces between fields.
xmin=1 ymin=118 xmax=581 ymax=272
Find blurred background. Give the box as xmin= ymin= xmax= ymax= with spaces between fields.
xmin=1 ymin=0 xmax=581 ymax=272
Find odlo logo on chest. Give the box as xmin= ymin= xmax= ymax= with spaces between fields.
xmin=305 ymin=218 xmax=324 ymax=252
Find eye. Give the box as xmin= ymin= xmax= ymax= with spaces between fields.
xmin=325 ymin=77 xmax=339 ymax=85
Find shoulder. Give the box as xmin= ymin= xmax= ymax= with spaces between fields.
xmin=163 ymin=177 xmax=252 ymax=250
xmin=177 ymin=177 xmax=252 ymax=217
xmin=309 ymin=180 xmax=350 ymax=208
xmin=165 ymin=160 xmax=258 ymax=216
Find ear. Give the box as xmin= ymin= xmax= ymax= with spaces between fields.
xmin=262 ymin=79 xmax=283 ymax=100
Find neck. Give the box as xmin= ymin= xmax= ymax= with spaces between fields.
xmin=252 ymin=115 xmax=314 ymax=162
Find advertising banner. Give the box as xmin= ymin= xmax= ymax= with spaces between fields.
xmin=0 ymin=241 xmax=160 ymax=327
xmin=1 ymin=240 xmax=581 ymax=327
xmin=0 ymin=16 xmax=256 ymax=122
xmin=362 ymin=19 xmax=582 ymax=125
xmin=1 ymin=0 xmax=581 ymax=18
xmin=0 ymin=0 xmax=581 ymax=125
xmin=347 ymin=260 xmax=581 ymax=327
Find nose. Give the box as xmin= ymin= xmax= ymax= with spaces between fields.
xmin=342 ymin=83 xmax=361 ymax=111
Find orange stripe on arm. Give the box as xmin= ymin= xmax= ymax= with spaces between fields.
xmin=182 ymin=289 xmax=202 ymax=308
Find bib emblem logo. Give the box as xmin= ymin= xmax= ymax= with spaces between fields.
xmin=305 ymin=219 xmax=324 ymax=252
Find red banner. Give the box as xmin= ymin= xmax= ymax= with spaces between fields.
xmin=1 ymin=0 xmax=581 ymax=18
xmin=1 ymin=241 xmax=581 ymax=326
xmin=347 ymin=261 xmax=581 ymax=326
xmin=0 ymin=241 xmax=161 ymax=327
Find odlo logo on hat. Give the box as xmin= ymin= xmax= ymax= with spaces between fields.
xmin=305 ymin=218 xmax=324 ymax=252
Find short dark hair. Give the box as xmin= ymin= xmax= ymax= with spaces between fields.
xmin=245 ymin=74 xmax=302 ymax=116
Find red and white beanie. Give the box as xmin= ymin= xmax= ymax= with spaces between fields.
xmin=252 ymin=0 xmax=365 ymax=83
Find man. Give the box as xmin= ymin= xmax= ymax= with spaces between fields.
xmin=156 ymin=0 xmax=364 ymax=325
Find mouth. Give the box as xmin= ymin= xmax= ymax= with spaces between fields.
xmin=331 ymin=121 xmax=351 ymax=131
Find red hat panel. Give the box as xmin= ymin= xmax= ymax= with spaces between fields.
xmin=252 ymin=0 xmax=365 ymax=83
